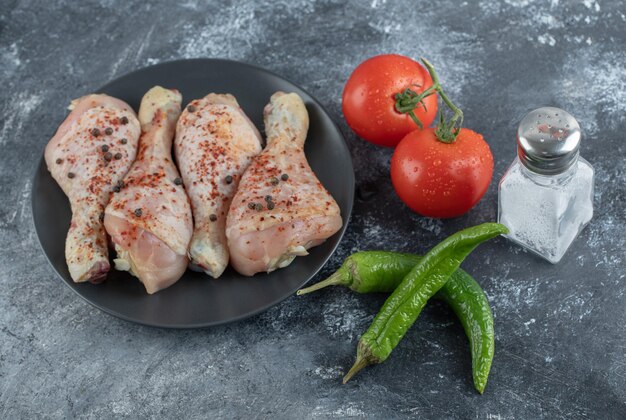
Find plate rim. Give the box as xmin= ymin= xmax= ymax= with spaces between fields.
xmin=31 ymin=58 xmax=355 ymax=329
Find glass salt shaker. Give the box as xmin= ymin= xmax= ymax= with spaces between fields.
xmin=498 ymin=107 xmax=594 ymax=263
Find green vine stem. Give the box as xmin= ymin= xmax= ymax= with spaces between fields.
xmin=393 ymin=58 xmax=464 ymax=143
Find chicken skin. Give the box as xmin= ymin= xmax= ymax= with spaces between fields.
xmin=174 ymin=94 xmax=262 ymax=278
xmin=226 ymin=92 xmax=342 ymax=276
xmin=104 ymin=86 xmax=193 ymax=294
xmin=45 ymin=94 xmax=140 ymax=283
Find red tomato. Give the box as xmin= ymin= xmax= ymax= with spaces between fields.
xmin=342 ymin=54 xmax=438 ymax=147
xmin=390 ymin=128 xmax=494 ymax=218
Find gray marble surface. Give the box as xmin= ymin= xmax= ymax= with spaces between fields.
xmin=1 ymin=0 xmax=625 ymax=418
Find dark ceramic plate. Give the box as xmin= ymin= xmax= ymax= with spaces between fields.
xmin=32 ymin=59 xmax=354 ymax=328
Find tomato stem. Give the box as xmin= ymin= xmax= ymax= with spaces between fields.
xmin=394 ymin=86 xmax=429 ymax=129
xmin=421 ymin=58 xmax=464 ymax=143
xmin=393 ymin=58 xmax=464 ymax=143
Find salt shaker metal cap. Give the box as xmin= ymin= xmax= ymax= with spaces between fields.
xmin=517 ymin=107 xmax=581 ymax=175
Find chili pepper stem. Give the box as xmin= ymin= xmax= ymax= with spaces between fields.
xmin=342 ymin=355 xmax=369 ymax=384
xmin=296 ymin=269 xmax=347 ymax=295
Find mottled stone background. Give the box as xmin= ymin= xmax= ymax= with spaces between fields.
xmin=1 ymin=0 xmax=625 ymax=418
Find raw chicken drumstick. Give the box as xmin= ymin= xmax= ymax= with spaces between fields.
xmin=226 ymin=92 xmax=343 ymax=276
xmin=45 ymin=94 xmax=140 ymax=283
xmin=104 ymin=86 xmax=193 ymax=294
xmin=175 ymin=94 xmax=262 ymax=278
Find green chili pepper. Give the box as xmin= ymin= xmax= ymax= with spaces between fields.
xmin=437 ymin=268 xmax=494 ymax=394
xmin=298 ymin=250 xmax=494 ymax=393
xmin=339 ymin=223 xmax=507 ymax=385
xmin=297 ymin=251 xmax=421 ymax=295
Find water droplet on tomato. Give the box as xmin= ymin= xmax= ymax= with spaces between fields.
xmin=433 ymin=159 xmax=441 ymax=166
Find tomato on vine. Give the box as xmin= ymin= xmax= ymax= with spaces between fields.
xmin=342 ymin=54 xmax=438 ymax=147
xmin=390 ymin=59 xmax=494 ymax=218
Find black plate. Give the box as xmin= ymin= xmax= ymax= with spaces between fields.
xmin=32 ymin=59 xmax=354 ymax=328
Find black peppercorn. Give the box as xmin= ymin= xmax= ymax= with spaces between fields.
xmin=187 ymin=105 xmax=196 ymax=112
xmin=173 ymin=177 xmax=183 ymax=185
xmin=120 ymin=116 xmax=129 ymax=125
xmin=254 ymin=203 xmax=264 ymax=211
xmin=270 ymin=177 xmax=279 ymax=186
xmin=209 ymin=214 xmax=218 ymax=222
xmin=55 ymin=158 xmax=63 ymax=164
xmin=112 ymin=186 xmax=121 ymax=193
xmin=104 ymin=127 xmax=113 ymax=135
xmin=114 ymin=153 xmax=122 ymax=160
xmin=134 ymin=208 xmax=142 ymax=217
xmin=91 ymin=128 xmax=100 ymax=137
xmin=67 ymin=172 xmax=75 ymax=179
xmin=121 ymin=138 xmax=127 ymax=144
xmin=281 ymin=173 xmax=289 ymax=181
xmin=101 ymin=145 xmax=109 ymax=152
xmin=115 ymin=181 xmax=126 ymax=192
xmin=104 ymin=152 xmax=113 ymax=161
xmin=267 ymin=202 xmax=275 ymax=210
xmin=225 ymin=175 xmax=233 ymax=184
xmin=265 ymin=195 xmax=272 ymax=202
